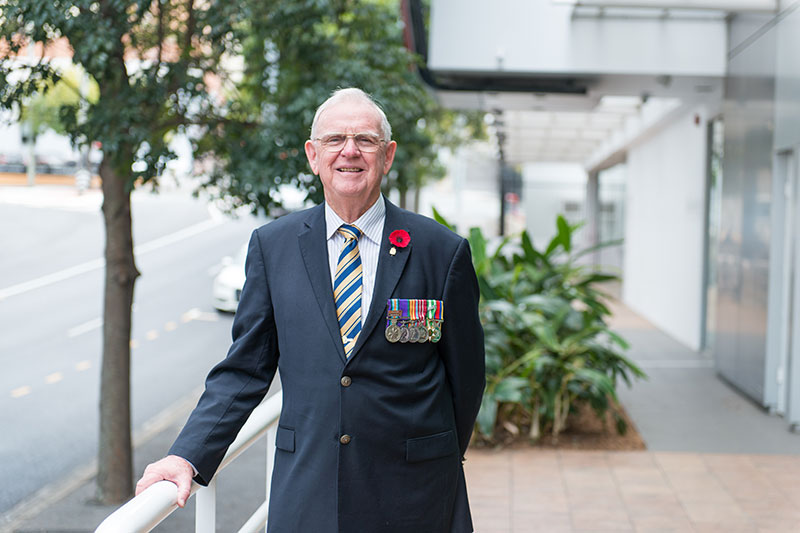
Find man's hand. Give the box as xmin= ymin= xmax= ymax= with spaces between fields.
xmin=135 ymin=455 xmax=195 ymax=507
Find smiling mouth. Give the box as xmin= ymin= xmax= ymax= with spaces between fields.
xmin=337 ymin=167 xmax=364 ymax=173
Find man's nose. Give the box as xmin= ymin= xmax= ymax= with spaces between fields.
xmin=339 ymin=136 xmax=360 ymax=156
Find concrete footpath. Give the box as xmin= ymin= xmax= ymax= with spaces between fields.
xmin=4 ymin=300 xmax=800 ymax=532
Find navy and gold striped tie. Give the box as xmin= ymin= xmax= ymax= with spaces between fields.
xmin=334 ymin=224 xmax=363 ymax=357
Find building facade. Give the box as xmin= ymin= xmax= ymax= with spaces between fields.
xmin=411 ymin=0 xmax=800 ymax=429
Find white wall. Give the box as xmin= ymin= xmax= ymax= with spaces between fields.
xmin=623 ymin=106 xmax=709 ymax=350
xmin=0 ymin=110 xmax=24 ymax=156
xmin=417 ymin=144 xmax=501 ymax=236
xmin=429 ymin=0 xmax=727 ymax=76
xmin=522 ymin=163 xmax=587 ymax=249
xmin=0 ymin=119 xmax=78 ymax=164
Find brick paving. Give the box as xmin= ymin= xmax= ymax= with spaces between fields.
xmin=464 ymin=449 xmax=800 ymax=532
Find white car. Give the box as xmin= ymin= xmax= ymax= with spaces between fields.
xmin=212 ymin=244 xmax=247 ymax=312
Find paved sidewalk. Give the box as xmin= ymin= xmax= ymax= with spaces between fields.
xmin=608 ymin=299 xmax=800 ymax=454
xmin=465 ymin=449 xmax=800 ymax=532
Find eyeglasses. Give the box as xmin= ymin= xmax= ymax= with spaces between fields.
xmin=313 ymin=133 xmax=386 ymax=153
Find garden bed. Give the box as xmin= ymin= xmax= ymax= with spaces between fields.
xmin=475 ymin=403 xmax=646 ymax=451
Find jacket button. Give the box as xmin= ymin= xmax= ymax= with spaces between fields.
xmin=340 ymin=376 xmax=352 ymax=387
xmin=340 ymin=434 xmax=351 ymax=445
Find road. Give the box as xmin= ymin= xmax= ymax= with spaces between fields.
xmin=0 ymin=185 xmax=267 ymax=515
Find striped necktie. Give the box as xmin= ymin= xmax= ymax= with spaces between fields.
xmin=334 ymin=224 xmax=363 ymax=357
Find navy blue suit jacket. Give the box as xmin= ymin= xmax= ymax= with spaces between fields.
xmin=170 ymin=199 xmax=485 ymax=532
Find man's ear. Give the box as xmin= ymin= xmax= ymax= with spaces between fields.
xmin=304 ymin=140 xmax=320 ymax=175
xmin=382 ymin=141 xmax=397 ymax=175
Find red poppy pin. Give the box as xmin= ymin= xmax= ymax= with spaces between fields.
xmin=389 ymin=229 xmax=410 ymax=256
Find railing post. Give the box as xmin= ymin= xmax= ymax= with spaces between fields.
xmin=195 ymin=477 xmax=216 ymax=533
xmin=265 ymin=424 xmax=277 ymax=532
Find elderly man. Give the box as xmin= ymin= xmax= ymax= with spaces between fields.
xmin=136 ymin=88 xmax=485 ymax=532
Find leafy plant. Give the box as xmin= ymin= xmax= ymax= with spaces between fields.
xmin=435 ymin=210 xmax=646 ymax=443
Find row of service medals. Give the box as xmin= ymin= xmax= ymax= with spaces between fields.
xmin=385 ymin=299 xmax=444 ymax=344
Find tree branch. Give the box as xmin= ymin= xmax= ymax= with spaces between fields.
xmin=157 ymin=0 xmax=164 ymax=65
xmin=182 ymin=0 xmax=195 ymax=63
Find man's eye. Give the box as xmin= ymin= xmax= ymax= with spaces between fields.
xmin=355 ymin=135 xmax=378 ymax=146
xmin=324 ymin=135 xmax=344 ymax=144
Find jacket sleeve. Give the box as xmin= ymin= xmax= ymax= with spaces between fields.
xmin=169 ymin=228 xmax=279 ymax=485
xmin=438 ymin=238 xmax=485 ymax=457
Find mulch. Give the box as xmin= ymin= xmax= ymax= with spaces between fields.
xmin=474 ymin=403 xmax=646 ymax=451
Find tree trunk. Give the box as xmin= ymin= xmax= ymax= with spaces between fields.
xmin=528 ymin=397 xmax=541 ymax=441
xmin=552 ymin=391 xmax=562 ymax=442
xmin=552 ymin=389 xmax=571 ymax=442
xmin=398 ymin=187 xmax=407 ymax=210
xmin=96 ymin=155 xmax=139 ymax=504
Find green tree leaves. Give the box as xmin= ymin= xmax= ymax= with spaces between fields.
xmin=194 ymin=0 xmax=435 ymax=212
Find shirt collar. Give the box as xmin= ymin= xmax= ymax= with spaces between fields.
xmin=325 ymin=195 xmax=385 ymax=245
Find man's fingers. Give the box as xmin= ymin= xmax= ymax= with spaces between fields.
xmin=176 ymin=480 xmax=191 ymax=507
xmin=135 ymin=473 xmax=190 ymax=507
xmin=134 ymin=456 xmax=193 ymax=504
xmin=134 ymin=471 xmax=163 ymax=496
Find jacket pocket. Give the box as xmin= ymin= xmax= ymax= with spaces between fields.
xmin=275 ymin=426 xmax=295 ymax=453
xmin=405 ymin=430 xmax=458 ymax=463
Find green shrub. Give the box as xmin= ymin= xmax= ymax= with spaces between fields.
xmin=434 ymin=209 xmax=646 ymax=443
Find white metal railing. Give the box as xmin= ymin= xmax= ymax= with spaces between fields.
xmin=96 ymin=392 xmax=282 ymax=533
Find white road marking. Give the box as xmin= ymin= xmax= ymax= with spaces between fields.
xmin=67 ymin=317 xmax=102 ymax=338
xmin=0 ymin=218 xmax=224 ymax=301
xmin=133 ymin=218 xmax=222 ymax=254
xmin=191 ymin=311 xmax=219 ymax=322
xmin=11 ymin=386 xmax=32 ymax=398
xmin=75 ymin=360 xmax=91 ymax=371
xmin=0 ymin=259 xmax=104 ymax=302
xmin=181 ymin=308 xmax=201 ymax=322
xmin=45 ymin=372 xmax=63 ymax=384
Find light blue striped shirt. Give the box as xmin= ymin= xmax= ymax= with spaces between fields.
xmin=325 ymin=196 xmax=386 ymax=326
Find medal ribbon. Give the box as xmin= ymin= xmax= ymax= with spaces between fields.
xmin=426 ymin=299 xmax=443 ymax=321
xmin=387 ymin=299 xmax=443 ymax=320
xmin=387 ymin=299 xmax=443 ymax=325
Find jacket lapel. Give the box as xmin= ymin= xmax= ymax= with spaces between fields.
xmin=298 ymin=205 xmax=347 ymax=363
xmin=348 ymin=200 xmax=409 ymax=361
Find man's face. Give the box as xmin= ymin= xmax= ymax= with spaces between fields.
xmin=304 ymin=100 xmax=397 ymax=208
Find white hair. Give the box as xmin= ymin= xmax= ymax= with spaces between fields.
xmin=310 ymin=87 xmax=392 ymax=141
